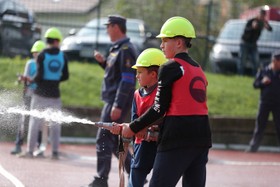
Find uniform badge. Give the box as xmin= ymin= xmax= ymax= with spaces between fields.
xmin=126 ymin=59 xmax=132 ymax=68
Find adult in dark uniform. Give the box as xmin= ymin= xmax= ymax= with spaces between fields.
xmin=247 ymin=50 xmax=280 ymax=152
xmin=87 ymin=15 xmax=138 ymax=187
xmin=119 ymin=17 xmax=212 ymax=187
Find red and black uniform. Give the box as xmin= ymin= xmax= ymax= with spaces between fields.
xmin=129 ymin=84 xmax=158 ymax=187
xmin=129 ymin=52 xmax=212 ymax=187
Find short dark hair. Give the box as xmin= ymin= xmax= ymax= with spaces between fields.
xmin=46 ymin=38 xmax=59 ymax=44
xmin=147 ymin=65 xmax=160 ymax=74
xmin=260 ymin=9 xmax=266 ymax=15
xmin=173 ymin=36 xmax=192 ymax=48
xmin=116 ymin=23 xmax=126 ymax=33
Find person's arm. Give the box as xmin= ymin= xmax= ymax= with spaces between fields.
xmin=34 ymin=53 xmax=44 ymax=83
xmin=264 ymin=21 xmax=273 ymax=31
xmin=23 ymin=61 xmax=30 ymax=77
xmin=244 ymin=19 xmax=255 ymax=32
xmin=94 ymin=50 xmax=107 ymax=69
xmin=131 ymin=95 xmax=138 ymax=121
xmin=19 ymin=60 xmax=31 ymax=83
xmin=60 ymin=54 xmax=69 ymax=81
xmin=111 ymin=91 xmax=138 ymax=135
xmin=253 ymin=68 xmax=267 ymax=89
xmin=113 ymin=45 xmax=137 ymax=110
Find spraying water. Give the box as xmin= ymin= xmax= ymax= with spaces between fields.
xmin=0 ymin=90 xmax=95 ymax=126
xmin=2 ymin=106 xmax=95 ymax=126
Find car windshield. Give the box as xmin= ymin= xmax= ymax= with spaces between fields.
xmin=76 ymin=19 xmax=106 ymax=37
xmin=218 ymin=20 xmax=280 ymax=42
xmin=76 ymin=18 xmax=143 ymax=37
xmin=218 ymin=21 xmax=245 ymax=40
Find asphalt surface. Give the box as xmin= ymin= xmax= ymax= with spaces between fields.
xmin=1 ymin=142 xmax=280 ymax=187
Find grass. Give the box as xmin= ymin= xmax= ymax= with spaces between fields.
xmin=206 ymin=73 xmax=258 ymax=117
xmin=0 ymin=57 xmax=259 ymax=117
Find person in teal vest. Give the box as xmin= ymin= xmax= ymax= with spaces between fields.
xmin=11 ymin=40 xmax=45 ymax=155
xmin=20 ymin=27 xmax=69 ymax=159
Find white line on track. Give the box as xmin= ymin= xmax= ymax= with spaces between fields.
xmin=222 ymin=160 xmax=280 ymax=166
xmin=211 ymin=159 xmax=280 ymax=166
xmin=0 ymin=164 xmax=24 ymax=187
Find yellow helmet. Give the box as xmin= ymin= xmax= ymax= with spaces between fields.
xmin=132 ymin=48 xmax=167 ymax=69
xmin=44 ymin=27 xmax=63 ymax=41
xmin=30 ymin=40 xmax=46 ymax=53
xmin=156 ymin=16 xmax=196 ymax=38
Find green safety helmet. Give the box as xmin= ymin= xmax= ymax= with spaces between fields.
xmin=132 ymin=48 xmax=167 ymax=69
xmin=30 ymin=40 xmax=46 ymax=53
xmin=156 ymin=16 xmax=196 ymax=38
xmin=44 ymin=27 xmax=63 ymax=41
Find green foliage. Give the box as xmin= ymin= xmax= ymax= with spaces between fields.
xmin=0 ymin=56 xmax=25 ymax=91
xmin=0 ymin=57 xmax=260 ymax=117
xmin=0 ymin=57 xmax=104 ymax=108
xmin=114 ymin=0 xmax=199 ymax=32
xmin=60 ymin=62 xmax=104 ymax=107
xmin=206 ymin=73 xmax=258 ymax=117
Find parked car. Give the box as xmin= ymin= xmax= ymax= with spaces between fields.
xmin=209 ymin=19 xmax=280 ymax=74
xmin=0 ymin=0 xmax=41 ymax=57
xmin=61 ymin=17 xmax=160 ymax=62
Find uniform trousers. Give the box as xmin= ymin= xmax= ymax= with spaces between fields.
xmin=249 ymin=102 xmax=280 ymax=151
xmin=96 ymin=102 xmax=132 ymax=180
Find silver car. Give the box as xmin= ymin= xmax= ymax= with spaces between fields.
xmin=209 ymin=19 xmax=280 ymax=74
xmin=61 ymin=17 xmax=159 ymax=62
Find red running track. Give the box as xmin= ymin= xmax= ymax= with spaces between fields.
xmin=1 ymin=142 xmax=280 ymax=187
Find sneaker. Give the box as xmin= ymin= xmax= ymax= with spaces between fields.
xmin=51 ymin=151 xmax=59 ymax=160
xmin=18 ymin=152 xmax=33 ymax=158
xmin=87 ymin=177 xmax=108 ymax=187
xmin=34 ymin=151 xmax=45 ymax=158
xmin=10 ymin=146 xmax=22 ymax=155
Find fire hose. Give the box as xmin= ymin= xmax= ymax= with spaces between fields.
xmin=91 ymin=122 xmax=158 ymax=187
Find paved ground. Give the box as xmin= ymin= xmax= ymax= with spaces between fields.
xmin=1 ymin=141 xmax=280 ymax=187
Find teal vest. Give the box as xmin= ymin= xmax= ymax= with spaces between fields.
xmin=28 ymin=59 xmax=37 ymax=90
xmin=43 ymin=52 xmax=64 ymax=81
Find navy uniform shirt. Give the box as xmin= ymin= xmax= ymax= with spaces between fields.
xmin=253 ymin=65 xmax=280 ymax=105
xmin=101 ymin=37 xmax=138 ymax=109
